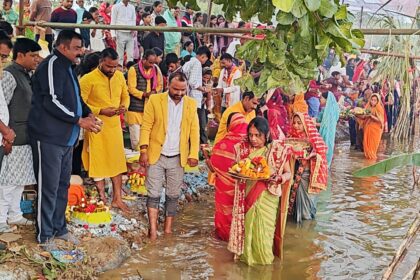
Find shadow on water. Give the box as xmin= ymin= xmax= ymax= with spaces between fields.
xmin=101 ymin=139 xmax=419 ymax=280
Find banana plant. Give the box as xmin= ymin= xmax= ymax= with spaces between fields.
xmin=353 ymin=153 xmax=420 ymax=187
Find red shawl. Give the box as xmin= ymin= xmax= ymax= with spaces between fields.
xmin=289 ymin=113 xmax=328 ymax=193
xmin=99 ymin=3 xmax=111 ymax=25
xmin=210 ymin=114 xmax=248 ymax=241
xmin=266 ymin=88 xmax=290 ymax=135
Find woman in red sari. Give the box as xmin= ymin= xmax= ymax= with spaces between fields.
xmin=210 ymin=113 xmax=248 ymax=241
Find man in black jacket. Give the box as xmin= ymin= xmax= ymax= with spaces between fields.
xmin=29 ymin=30 xmax=100 ymax=248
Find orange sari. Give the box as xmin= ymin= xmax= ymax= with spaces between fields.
xmin=363 ymin=94 xmax=385 ymax=160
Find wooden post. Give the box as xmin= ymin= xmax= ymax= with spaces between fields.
xmin=17 ymin=0 xmax=25 ymax=36
xmin=381 ymin=215 xmax=420 ymax=280
xmin=206 ymin=0 xmax=212 ymax=27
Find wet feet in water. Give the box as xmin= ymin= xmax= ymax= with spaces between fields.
xmin=149 ymin=230 xmax=158 ymax=241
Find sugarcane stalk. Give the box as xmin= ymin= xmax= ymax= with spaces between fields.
xmin=382 ymin=215 xmax=420 ymax=280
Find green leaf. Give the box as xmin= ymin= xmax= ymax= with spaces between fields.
xmin=272 ymin=0 xmax=296 ymax=13
xmin=258 ymin=2 xmax=275 ymax=23
xmin=299 ymin=14 xmax=310 ymax=37
xmin=319 ymin=0 xmax=338 ymax=18
xmin=353 ymin=153 xmax=420 ymax=177
xmin=276 ymin=11 xmax=295 ymax=25
xmin=334 ymin=5 xmax=347 ymax=20
xmin=304 ymin=0 xmax=320 ymax=11
xmin=291 ymin=0 xmax=308 ymax=18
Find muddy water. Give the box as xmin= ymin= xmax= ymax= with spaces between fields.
xmin=101 ymin=139 xmax=419 ymax=280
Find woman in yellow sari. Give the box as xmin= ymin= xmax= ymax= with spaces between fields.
xmin=362 ymin=93 xmax=384 ymax=160
xmin=228 ymin=117 xmax=292 ymax=265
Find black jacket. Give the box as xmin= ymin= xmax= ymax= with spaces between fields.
xmin=28 ymin=49 xmax=91 ymax=146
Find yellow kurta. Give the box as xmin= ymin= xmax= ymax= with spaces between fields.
xmin=126 ymin=65 xmax=163 ymax=125
xmin=214 ymin=101 xmax=256 ymax=144
xmin=80 ymin=68 xmax=130 ymax=178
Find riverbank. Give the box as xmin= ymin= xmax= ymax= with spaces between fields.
xmin=0 ymin=165 xmax=212 ymax=279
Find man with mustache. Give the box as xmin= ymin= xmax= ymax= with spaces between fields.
xmin=29 ymin=30 xmax=100 ymax=249
xmin=0 ymin=38 xmax=42 ymax=233
xmin=80 ymin=48 xmax=130 ymax=212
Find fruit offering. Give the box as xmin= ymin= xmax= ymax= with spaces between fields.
xmin=229 ymin=156 xmax=270 ymax=179
xmin=70 ymin=196 xmax=112 ymax=227
xmin=127 ymin=172 xmax=147 ymax=196
xmin=339 ymin=108 xmax=352 ymax=120
xmin=352 ymin=107 xmax=371 ymax=116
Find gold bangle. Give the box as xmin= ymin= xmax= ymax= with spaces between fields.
xmin=140 ymin=149 xmax=147 ymax=153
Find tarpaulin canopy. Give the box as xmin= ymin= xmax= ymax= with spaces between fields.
xmin=343 ymin=0 xmax=420 ymax=18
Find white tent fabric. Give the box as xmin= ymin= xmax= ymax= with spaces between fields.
xmin=343 ymin=0 xmax=419 ymax=18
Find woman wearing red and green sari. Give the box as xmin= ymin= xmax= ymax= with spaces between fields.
xmin=288 ymin=113 xmax=328 ymax=223
xmin=228 ymin=117 xmax=292 ymax=265
xmin=210 ymin=113 xmax=248 ymax=241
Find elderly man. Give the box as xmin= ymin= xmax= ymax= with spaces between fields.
xmin=139 ymin=72 xmax=199 ymax=240
xmin=80 ymin=48 xmax=130 ymax=211
xmin=29 ymin=30 xmax=100 ymax=248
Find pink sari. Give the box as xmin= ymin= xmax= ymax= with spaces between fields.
xmin=210 ymin=114 xmax=248 ymax=241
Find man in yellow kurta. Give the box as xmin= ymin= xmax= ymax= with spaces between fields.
xmin=80 ymin=48 xmax=130 ymax=212
xmin=126 ymin=49 xmax=163 ymax=150
xmin=214 ymin=91 xmax=259 ymax=144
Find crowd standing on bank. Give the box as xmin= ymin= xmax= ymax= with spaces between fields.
xmin=0 ymin=0 xmax=419 ymax=266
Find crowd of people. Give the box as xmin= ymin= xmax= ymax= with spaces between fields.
xmin=0 ymin=0 xmax=418 ymax=268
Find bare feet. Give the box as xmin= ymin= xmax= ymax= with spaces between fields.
xmin=111 ymin=199 xmax=130 ymax=212
xmin=96 ymin=185 xmax=108 ymax=204
xmin=164 ymin=217 xmax=174 ymax=235
xmin=149 ymin=229 xmax=158 ymax=241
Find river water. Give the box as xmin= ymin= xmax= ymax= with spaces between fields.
xmin=101 ymin=138 xmax=419 ymax=280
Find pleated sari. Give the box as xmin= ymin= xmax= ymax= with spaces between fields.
xmin=211 ymin=114 xmax=248 ymax=241
xmin=228 ymin=140 xmax=292 ymax=265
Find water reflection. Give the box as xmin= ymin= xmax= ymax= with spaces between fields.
xmin=101 ymin=140 xmax=419 ymax=280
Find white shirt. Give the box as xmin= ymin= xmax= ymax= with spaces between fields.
xmin=226 ymin=39 xmax=241 ymax=57
xmin=110 ymin=2 xmax=136 ymax=37
xmin=0 ymin=80 xmax=9 ymax=146
xmin=161 ymin=96 xmax=184 ymax=156
xmin=217 ymin=67 xmax=242 ymax=108
xmin=89 ymin=21 xmax=106 ymax=52
xmin=182 ymin=57 xmax=203 ymax=108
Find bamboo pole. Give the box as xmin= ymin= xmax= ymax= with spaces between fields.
xmin=24 ymin=21 xmax=252 ymax=34
xmin=361 ymin=29 xmax=420 ymax=36
xmin=22 ymin=21 xmax=420 ymax=36
xmin=360 ymin=49 xmax=420 ymax=60
xmin=382 ymin=215 xmax=420 ymax=280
